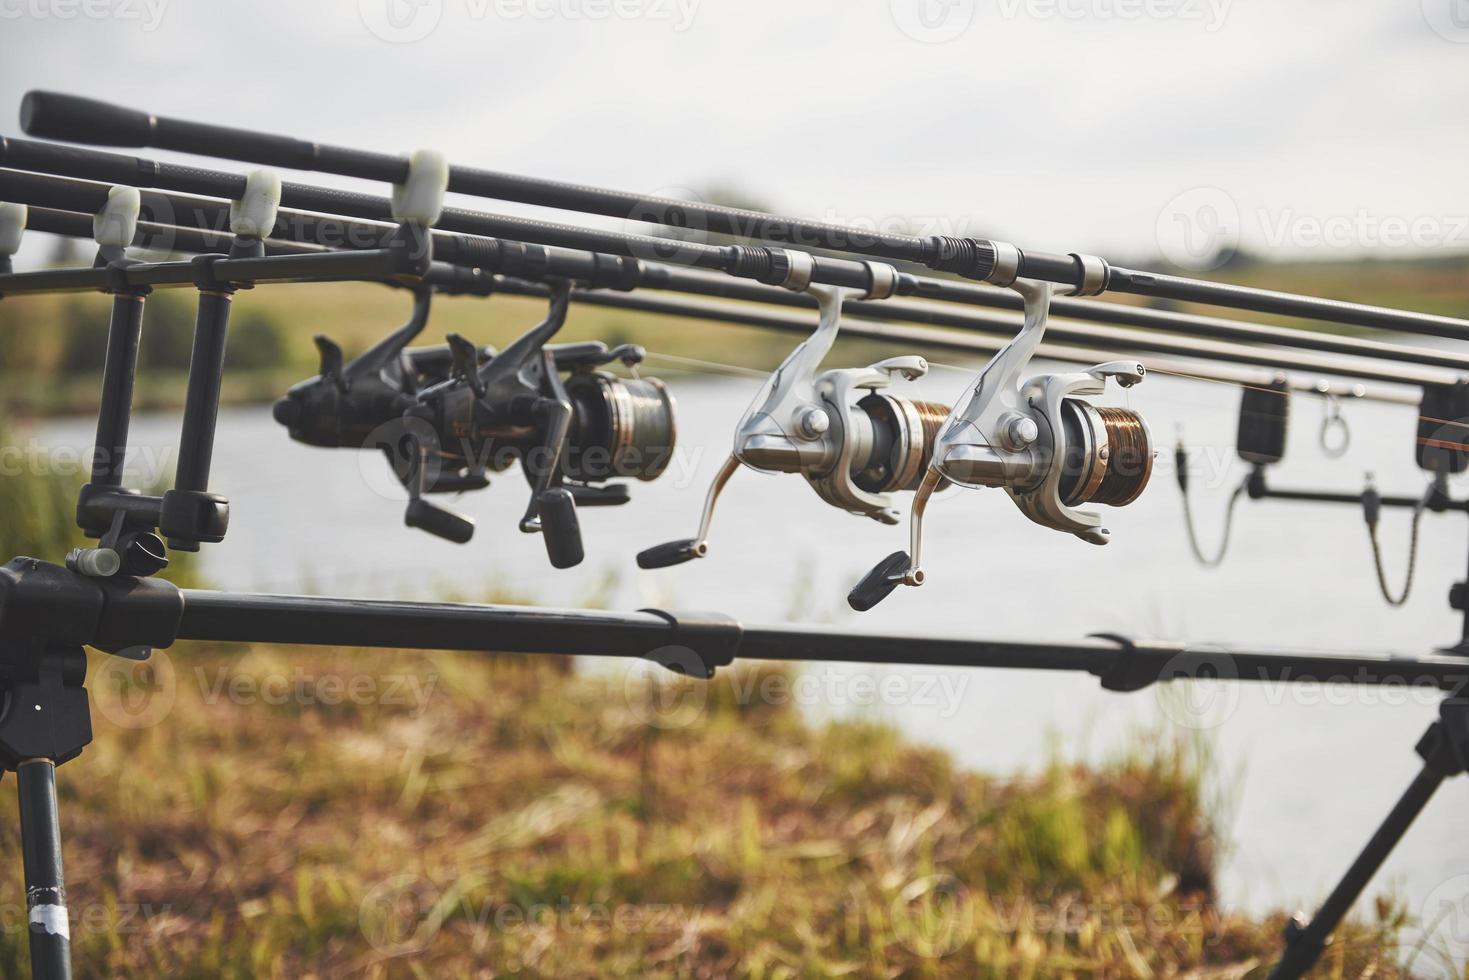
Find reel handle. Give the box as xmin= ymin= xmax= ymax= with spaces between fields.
xmin=636 ymin=539 xmax=699 ymax=570
xmin=536 ymin=488 xmax=584 ymax=569
xmin=404 ymin=499 xmax=474 ymax=544
xmin=847 ymin=551 xmax=911 ymax=612
xmin=566 ymin=483 xmax=630 ymax=506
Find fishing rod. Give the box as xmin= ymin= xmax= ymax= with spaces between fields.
xmin=10 ymin=134 xmax=1469 ymax=359
xmin=20 ymin=89 xmax=1469 ymax=341
xmin=0 ymin=114 xmax=1465 ymax=980
xmin=8 ymin=198 xmax=1426 ymax=409
xmin=5 ymin=167 xmax=1464 ymax=391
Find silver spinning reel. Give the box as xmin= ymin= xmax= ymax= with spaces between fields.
xmin=637 ymin=259 xmax=951 ymax=569
xmin=849 ymin=279 xmax=1155 ymax=610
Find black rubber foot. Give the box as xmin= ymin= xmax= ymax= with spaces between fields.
xmin=636 ymin=539 xmax=698 ymax=570
xmin=848 ymin=551 xmax=911 ymax=612
xmin=538 ymin=489 xmax=584 ymax=569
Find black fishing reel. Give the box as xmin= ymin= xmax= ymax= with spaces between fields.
xmin=274 ymin=281 xmax=677 ymax=568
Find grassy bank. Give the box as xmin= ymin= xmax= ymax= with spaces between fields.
xmin=0 ymin=644 xmax=1417 ymax=978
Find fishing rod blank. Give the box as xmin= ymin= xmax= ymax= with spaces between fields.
xmin=21 ymin=89 xmax=1469 ymax=340
xmin=6 ymin=142 xmax=1469 ymax=367
xmin=17 ymin=202 xmax=1408 ymax=406
xmin=3 ymin=167 xmax=1461 ymax=390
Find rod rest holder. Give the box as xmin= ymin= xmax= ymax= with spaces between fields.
xmin=158 ymin=490 xmax=230 ymax=546
xmin=0 ymin=558 xmax=183 ymax=672
xmin=1085 ymin=633 xmax=1190 ymax=693
xmin=76 ymin=484 xmax=161 ymax=538
xmin=637 ymin=609 xmax=741 ymax=679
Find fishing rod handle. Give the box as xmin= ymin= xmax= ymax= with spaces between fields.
xmin=22 ymin=90 xmax=404 ymax=183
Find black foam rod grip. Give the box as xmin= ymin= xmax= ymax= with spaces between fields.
xmin=21 ymin=91 xmax=153 ymax=147
xmin=636 ymin=539 xmax=698 ymax=570
xmin=847 ymin=551 xmax=911 ymax=612
xmin=404 ymin=499 xmax=474 ymax=544
xmin=537 ymin=489 xmax=584 ymax=569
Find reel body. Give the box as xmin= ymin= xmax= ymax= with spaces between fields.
xmin=638 ymin=266 xmax=943 ymax=570
xmin=273 ymin=283 xmax=677 ymax=567
xmin=849 ymin=279 xmax=1154 ymax=610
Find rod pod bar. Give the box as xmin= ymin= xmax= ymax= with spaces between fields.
xmin=21 ymin=89 xmax=1469 ymax=339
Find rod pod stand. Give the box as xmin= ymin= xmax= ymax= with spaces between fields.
xmin=1267 ymin=697 xmax=1469 ymax=979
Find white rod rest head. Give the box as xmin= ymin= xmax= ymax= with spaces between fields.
xmin=0 ymin=203 xmax=27 ymax=257
xmin=229 ymin=169 xmax=282 ymax=238
xmin=391 ymin=149 xmax=449 ymax=226
xmin=93 ymin=186 xmax=141 ymax=249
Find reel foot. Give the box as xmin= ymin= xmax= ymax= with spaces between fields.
xmin=636 ymin=539 xmax=700 ymax=569
xmin=537 ymin=488 xmax=584 ymax=569
xmin=848 ymin=551 xmax=911 ymax=611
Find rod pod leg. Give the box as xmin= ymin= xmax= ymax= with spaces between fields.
xmin=1267 ymin=699 xmax=1469 ymax=980
xmin=17 ymin=760 xmax=71 ymax=980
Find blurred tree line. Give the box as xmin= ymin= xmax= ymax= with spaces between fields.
xmin=0 ymin=291 xmax=288 ymax=375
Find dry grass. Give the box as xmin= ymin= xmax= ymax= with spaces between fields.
xmin=0 ymin=646 xmax=1421 ymax=978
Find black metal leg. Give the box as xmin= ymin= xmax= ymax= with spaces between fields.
xmin=91 ymin=292 xmax=147 ymax=488
xmin=1269 ymin=701 xmax=1469 ymax=979
xmin=17 ymin=760 xmax=72 ymax=980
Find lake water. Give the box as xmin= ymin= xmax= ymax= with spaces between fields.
xmin=32 ymin=358 xmax=1469 ymax=965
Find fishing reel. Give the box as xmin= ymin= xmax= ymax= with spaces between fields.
xmin=850 ymin=279 xmax=1154 ymax=610
xmin=637 ymin=262 xmax=953 ymax=569
xmin=275 ymin=281 xmax=677 ymax=568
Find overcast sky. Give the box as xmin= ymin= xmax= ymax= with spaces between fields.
xmin=2 ymin=0 xmax=1466 ymax=270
